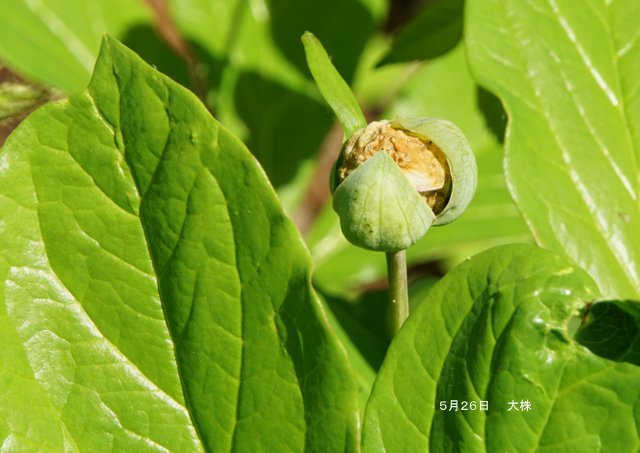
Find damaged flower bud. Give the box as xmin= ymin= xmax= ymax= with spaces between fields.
xmin=332 ymin=119 xmax=477 ymax=252
xmin=339 ymin=121 xmax=451 ymax=214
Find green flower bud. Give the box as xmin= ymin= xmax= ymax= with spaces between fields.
xmin=332 ymin=118 xmax=477 ymax=252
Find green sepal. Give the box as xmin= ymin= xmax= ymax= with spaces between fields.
xmin=394 ymin=118 xmax=477 ymax=225
xmin=333 ymin=151 xmax=436 ymax=252
xmin=302 ymin=31 xmax=367 ymax=139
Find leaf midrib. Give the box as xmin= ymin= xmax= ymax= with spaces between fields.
xmin=104 ymin=71 xmax=207 ymax=449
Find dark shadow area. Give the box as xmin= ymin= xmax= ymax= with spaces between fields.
xmin=477 ymin=86 xmax=507 ymax=143
xmin=122 ymin=24 xmax=192 ymax=90
xmin=575 ymin=300 xmax=640 ymax=367
xmin=269 ymin=0 xmax=376 ymax=84
xmin=320 ymin=273 xmax=439 ymax=372
xmin=384 ymin=0 xmax=429 ymax=33
xmin=186 ymin=39 xmax=227 ymax=107
xmin=233 ymin=71 xmax=334 ymax=189
xmin=379 ymin=0 xmax=464 ymax=66
xmin=323 ymin=289 xmax=391 ymax=372
xmin=276 ymin=271 xmax=361 ymax=443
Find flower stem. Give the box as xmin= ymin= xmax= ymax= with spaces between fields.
xmin=386 ymin=250 xmax=409 ymax=335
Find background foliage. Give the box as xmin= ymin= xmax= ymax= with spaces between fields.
xmin=0 ymin=0 xmax=532 ymax=299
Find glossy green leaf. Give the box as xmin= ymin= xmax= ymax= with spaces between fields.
xmin=379 ymin=0 xmax=463 ymax=65
xmin=467 ymin=0 xmax=640 ymax=299
xmin=0 ymin=0 xmax=152 ymax=92
xmin=0 ymin=36 xmax=359 ymax=451
xmin=576 ymin=300 xmax=640 ymax=366
xmin=363 ymin=244 xmax=640 ymax=451
xmin=302 ymin=32 xmax=367 ymax=139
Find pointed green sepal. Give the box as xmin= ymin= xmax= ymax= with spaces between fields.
xmin=396 ymin=118 xmax=477 ymax=225
xmin=333 ymin=151 xmax=436 ymax=252
xmin=302 ymin=31 xmax=367 ymax=139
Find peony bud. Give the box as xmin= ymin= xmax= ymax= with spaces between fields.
xmin=332 ymin=118 xmax=477 ymax=252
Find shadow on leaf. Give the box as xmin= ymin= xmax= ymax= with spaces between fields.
xmin=233 ymin=71 xmax=334 ymax=189
xmin=575 ymin=300 xmax=640 ymax=367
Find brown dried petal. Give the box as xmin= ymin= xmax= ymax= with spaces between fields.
xmin=339 ymin=121 xmax=450 ymax=212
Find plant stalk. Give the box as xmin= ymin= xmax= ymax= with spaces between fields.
xmin=386 ymin=250 xmax=409 ymax=335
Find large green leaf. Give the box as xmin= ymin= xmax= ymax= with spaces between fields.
xmin=363 ymin=244 xmax=640 ymax=451
xmin=0 ymin=0 xmax=152 ymax=92
xmin=466 ymin=0 xmax=640 ymax=299
xmin=0 ymin=36 xmax=359 ymax=451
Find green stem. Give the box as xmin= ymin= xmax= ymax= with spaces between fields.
xmin=386 ymin=250 xmax=409 ymax=335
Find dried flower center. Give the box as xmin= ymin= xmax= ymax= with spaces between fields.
xmin=339 ymin=121 xmax=451 ymax=213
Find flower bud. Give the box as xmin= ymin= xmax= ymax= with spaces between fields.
xmin=332 ymin=118 xmax=477 ymax=252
